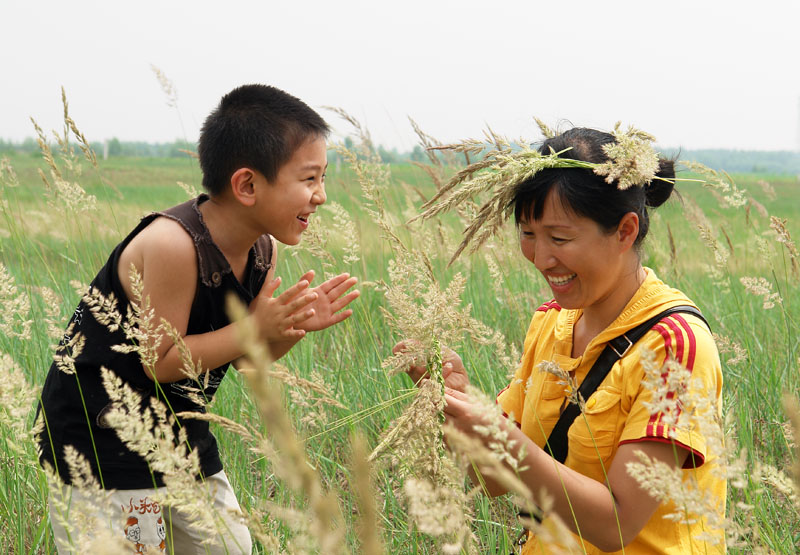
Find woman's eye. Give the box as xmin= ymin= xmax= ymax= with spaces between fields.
xmin=552 ymin=236 xmax=569 ymax=243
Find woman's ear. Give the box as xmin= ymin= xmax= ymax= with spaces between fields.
xmin=230 ymin=168 xmax=257 ymax=206
xmin=617 ymin=212 xmax=640 ymax=251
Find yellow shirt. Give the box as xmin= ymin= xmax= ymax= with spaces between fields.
xmin=497 ymin=269 xmax=726 ymax=554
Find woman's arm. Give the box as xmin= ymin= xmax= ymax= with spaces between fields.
xmin=444 ymin=388 xmax=689 ymax=552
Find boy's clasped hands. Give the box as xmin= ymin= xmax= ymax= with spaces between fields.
xmin=251 ymin=270 xmax=360 ymax=341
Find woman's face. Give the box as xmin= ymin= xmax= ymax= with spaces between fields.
xmin=518 ymin=191 xmax=634 ymax=313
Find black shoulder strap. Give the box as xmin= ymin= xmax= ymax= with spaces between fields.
xmin=543 ymin=305 xmax=709 ymax=463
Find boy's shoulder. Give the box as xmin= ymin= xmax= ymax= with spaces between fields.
xmin=117 ymin=215 xmax=198 ymax=296
xmin=130 ymin=216 xmax=196 ymax=263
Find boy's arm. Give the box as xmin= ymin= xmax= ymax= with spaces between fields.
xmin=120 ymin=219 xmax=317 ymax=383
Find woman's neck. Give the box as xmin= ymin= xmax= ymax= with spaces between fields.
xmin=574 ymin=264 xmax=646 ymax=350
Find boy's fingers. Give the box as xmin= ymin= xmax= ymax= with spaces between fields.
xmin=276 ymin=279 xmax=310 ymax=303
xmin=285 ymin=292 xmax=317 ymax=313
xmin=291 ymin=308 xmax=315 ymax=324
xmin=329 ymin=290 xmax=360 ymax=312
xmin=298 ymin=270 xmax=315 ymax=285
xmin=328 ymin=308 xmax=353 ymax=326
xmin=326 ymin=277 xmax=358 ymax=299
xmin=260 ymin=277 xmax=281 ymax=298
xmin=318 ymin=273 xmax=350 ymax=294
xmin=281 ymin=327 xmax=306 ymax=339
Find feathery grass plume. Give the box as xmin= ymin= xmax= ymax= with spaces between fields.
xmin=414 ymin=122 xmax=666 ymax=263
xmin=783 ymin=396 xmax=800 ymax=500
xmin=381 ymin=259 xmax=492 ymax=376
xmin=0 ymin=262 xmax=33 ymax=340
xmin=443 ymin=423 xmax=582 ymax=554
xmin=323 ymin=201 xmax=361 ymax=265
xmin=739 ymin=276 xmax=782 ymax=310
xmin=294 ymin=213 xmax=337 ymax=276
xmin=0 ymin=352 xmax=37 ymax=455
xmin=681 ymin=160 xmax=747 ymax=209
xmin=403 ymin=475 xmax=476 ymax=554
xmin=534 ymin=117 xmax=556 ymax=139
xmin=769 ymin=216 xmax=800 ymax=278
xmin=91 ymin=264 xmax=163 ymax=373
xmin=0 ymin=156 xmax=19 ymax=188
xmin=593 ymin=122 xmax=660 ymax=190
xmin=52 ymin=324 xmax=85 ymax=375
xmin=537 ymin=360 xmax=584 ymax=412
xmin=464 ymin=385 xmax=527 ymax=471
xmin=60 ymin=87 xmax=98 ymax=169
xmin=150 ymin=64 xmax=178 ymax=108
xmin=409 ymin=117 xmax=458 ymax=168
xmin=323 ymin=106 xmax=374 ymax=155
xmin=100 ymin=367 xmax=232 ymax=543
xmin=696 ymin=223 xmax=729 ymax=288
xmin=626 ymin=451 xmax=726 ymax=544
xmin=754 ymin=462 xmax=798 ymax=506
xmin=369 ymin=379 xmax=444 ymax=471
xmin=45 ymin=455 xmax=128 ymax=554
xmin=418 ymin=142 xmax=590 ymax=263
xmin=176 ymin=180 xmax=200 ymax=198
xmin=226 ymin=295 xmax=347 ymax=554
xmin=629 ymin=347 xmax=737 ymax=546
xmin=757 ymin=179 xmax=777 ymax=201
xmin=712 ymin=333 xmax=748 ymax=366
xmin=349 ymin=433 xmax=384 ymax=555
xmin=31 ymin=105 xmax=99 ymax=213
xmin=36 ymin=286 xmax=68 ymax=343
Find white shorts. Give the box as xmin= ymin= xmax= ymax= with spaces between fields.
xmin=48 ymin=471 xmax=252 ymax=554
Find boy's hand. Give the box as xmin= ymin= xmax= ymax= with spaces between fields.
xmin=294 ymin=272 xmax=360 ymax=332
xmin=249 ymin=272 xmax=319 ymax=341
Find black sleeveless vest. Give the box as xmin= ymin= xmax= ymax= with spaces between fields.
xmin=37 ymin=195 xmax=272 ymax=489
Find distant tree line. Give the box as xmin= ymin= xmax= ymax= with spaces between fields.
xmin=1 ymin=137 xmax=799 ymax=175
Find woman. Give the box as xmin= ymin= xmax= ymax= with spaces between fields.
xmin=401 ymin=127 xmax=725 ymax=553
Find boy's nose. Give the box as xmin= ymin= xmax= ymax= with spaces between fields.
xmin=312 ymin=184 xmax=326 ymax=204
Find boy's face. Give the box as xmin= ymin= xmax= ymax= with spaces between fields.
xmin=253 ymin=136 xmax=327 ymax=245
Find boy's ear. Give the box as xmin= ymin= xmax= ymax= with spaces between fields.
xmin=230 ymin=168 xmax=257 ymax=207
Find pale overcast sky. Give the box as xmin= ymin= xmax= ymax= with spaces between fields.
xmin=3 ymin=0 xmax=800 ymax=152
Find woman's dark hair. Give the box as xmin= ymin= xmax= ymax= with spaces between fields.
xmin=198 ymin=84 xmax=330 ymax=196
xmin=512 ymin=127 xmax=675 ymax=246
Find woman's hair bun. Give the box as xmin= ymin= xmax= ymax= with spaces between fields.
xmin=645 ymin=158 xmax=676 ymax=208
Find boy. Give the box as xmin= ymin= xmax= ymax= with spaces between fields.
xmin=37 ymin=84 xmax=359 ymax=553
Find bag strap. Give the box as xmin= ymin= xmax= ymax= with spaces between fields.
xmin=543 ymin=305 xmax=709 ymax=463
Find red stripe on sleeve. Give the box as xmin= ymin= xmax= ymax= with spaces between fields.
xmin=662 ymin=317 xmax=685 ymax=365
xmin=671 ymin=314 xmax=697 ymax=371
xmin=648 ymin=323 xmax=673 ymax=437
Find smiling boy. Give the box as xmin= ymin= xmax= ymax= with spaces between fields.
xmin=37 ymin=84 xmax=359 ymax=554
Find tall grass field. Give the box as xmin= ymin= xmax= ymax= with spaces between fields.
xmin=1 ymin=109 xmax=799 ymax=553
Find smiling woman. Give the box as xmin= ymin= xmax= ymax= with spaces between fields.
xmin=401 ymin=125 xmax=726 ymax=554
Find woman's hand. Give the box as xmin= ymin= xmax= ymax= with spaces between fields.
xmin=442 ymin=387 xmax=487 ymax=432
xmin=392 ymin=340 xmax=470 ymax=393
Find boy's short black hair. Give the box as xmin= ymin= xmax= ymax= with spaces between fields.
xmin=198 ymin=84 xmax=330 ymax=195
